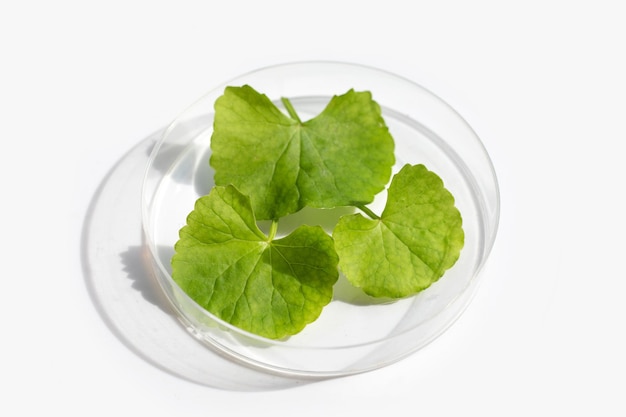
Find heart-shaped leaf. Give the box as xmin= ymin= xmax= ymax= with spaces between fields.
xmin=210 ymin=85 xmax=395 ymax=220
xmin=333 ymin=164 xmax=464 ymax=298
xmin=171 ymin=185 xmax=339 ymax=339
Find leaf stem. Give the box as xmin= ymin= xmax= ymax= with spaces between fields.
xmin=268 ymin=219 xmax=279 ymax=241
xmin=281 ymin=97 xmax=302 ymax=123
xmin=357 ymin=204 xmax=380 ymax=220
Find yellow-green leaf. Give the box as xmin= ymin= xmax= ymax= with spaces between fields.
xmin=333 ymin=164 xmax=464 ymax=298
xmin=172 ymin=185 xmax=339 ymax=339
xmin=210 ymin=85 xmax=395 ymax=220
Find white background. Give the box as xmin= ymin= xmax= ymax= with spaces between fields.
xmin=2 ymin=1 xmax=625 ymax=415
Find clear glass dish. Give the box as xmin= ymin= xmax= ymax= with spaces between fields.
xmin=141 ymin=61 xmax=500 ymax=377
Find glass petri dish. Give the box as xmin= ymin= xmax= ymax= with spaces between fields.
xmin=141 ymin=61 xmax=500 ymax=377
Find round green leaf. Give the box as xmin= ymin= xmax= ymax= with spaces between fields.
xmin=333 ymin=164 xmax=464 ymax=298
xmin=171 ymin=185 xmax=339 ymax=339
xmin=210 ymin=85 xmax=395 ymax=220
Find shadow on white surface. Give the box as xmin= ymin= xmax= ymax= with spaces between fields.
xmin=80 ymin=130 xmax=320 ymax=391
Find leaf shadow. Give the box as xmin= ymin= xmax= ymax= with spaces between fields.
xmin=119 ymin=244 xmax=174 ymax=316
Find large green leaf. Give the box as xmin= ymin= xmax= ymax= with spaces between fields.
xmin=171 ymin=185 xmax=339 ymax=339
xmin=210 ymin=85 xmax=395 ymax=220
xmin=333 ymin=164 xmax=464 ymax=298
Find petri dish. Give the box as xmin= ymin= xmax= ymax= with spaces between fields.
xmin=141 ymin=61 xmax=500 ymax=377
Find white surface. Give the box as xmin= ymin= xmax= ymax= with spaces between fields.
xmin=2 ymin=1 xmax=624 ymax=415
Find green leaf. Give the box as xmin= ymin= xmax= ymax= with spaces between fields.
xmin=210 ymin=85 xmax=395 ymax=220
xmin=333 ymin=164 xmax=464 ymax=298
xmin=171 ymin=185 xmax=339 ymax=339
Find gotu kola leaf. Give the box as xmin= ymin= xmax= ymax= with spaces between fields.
xmin=171 ymin=185 xmax=339 ymax=339
xmin=333 ymin=164 xmax=464 ymax=298
xmin=209 ymin=85 xmax=395 ymax=220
